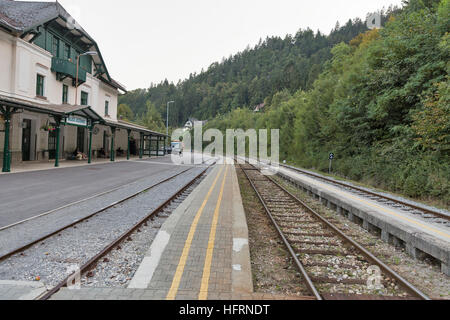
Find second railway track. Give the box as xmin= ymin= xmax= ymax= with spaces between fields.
xmin=278 ymin=163 xmax=449 ymax=223
xmin=240 ymin=163 xmax=430 ymax=300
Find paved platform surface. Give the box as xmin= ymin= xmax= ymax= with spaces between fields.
xmin=50 ymin=164 xmax=258 ymax=300
xmin=0 ymin=156 xmax=175 ymax=228
xmin=1 ymin=156 xmax=142 ymax=175
xmin=0 ymin=281 xmax=47 ymax=300
xmin=51 ymin=288 xmax=313 ymax=300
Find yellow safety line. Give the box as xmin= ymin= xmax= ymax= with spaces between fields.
xmin=198 ymin=165 xmax=229 ymax=300
xmin=287 ymin=170 xmax=450 ymax=239
xmin=165 ymin=166 xmax=225 ymax=300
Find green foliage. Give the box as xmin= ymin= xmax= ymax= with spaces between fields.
xmin=203 ymin=1 xmax=449 ymax=204
xmin=117 ymin=103 xmax=134 ymax=121
xmin=137 ymin=101 xmax=166 ymax=133
xmin=119 ymin=16 xmax=380 ymax=126
xmin=119 ymin=1 xmax=448 ymax=204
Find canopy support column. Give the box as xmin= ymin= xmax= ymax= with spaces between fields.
xmin=164 ymin=137 xmax=168 ymax=156
xmin=127 ymin=129 xmax=131 ymax=160
xmin=53 ymin=116 xmax=62 ymax=168
xmin=149 ymin=135 xmax=152 ymax=158
xmin=1 ymin=106 xmax=15 ymax=173
xmin=88 ymin=124 xmax=94 ymax=164
xmin=139 ymin=133 xmax=143 ymax=159
xmin=156 ymin=137 xmax=160 ymax=157
xmin=110 ymin=127 xmax=116 ymax=162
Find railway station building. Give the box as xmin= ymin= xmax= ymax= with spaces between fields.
xmin=0 ymin=1 xmax=167 ymax=172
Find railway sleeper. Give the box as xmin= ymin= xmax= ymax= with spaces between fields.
xmin=296 ymin=249 xmax=348 ymax=256
xmin=304 ymin=262 xmax=358 ymax=269
xmin=310 ymin=276 xmax=368 ymax=285
xmin=289 ymin=240 xmax=341 ymax=247
xmin=277 ymin=219 xmax=318 ymax=224
xmin=284 ymin=232 xmax=335 ymax=238
xmin=272 ymin=214 xmax=315 ymax=220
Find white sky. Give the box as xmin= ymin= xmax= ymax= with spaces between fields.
xmin=33 ymin=0 xmax=404 ymax=90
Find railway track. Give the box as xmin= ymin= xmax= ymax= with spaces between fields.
xmin=0 ymin=164 xmax=202 ymax=262
xmin=35 ymin=162 xmax=214 ymax=300
xmin=278 ymin=163 xmax=449 ymax=224
xmin=35 ymin=161 xmax=215 ymax=300
xmin=240 ymin=163 xmax=430 ymax=300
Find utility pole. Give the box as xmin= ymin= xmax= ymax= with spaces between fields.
xmin=329 ymin=153 xmax=334 ymax=174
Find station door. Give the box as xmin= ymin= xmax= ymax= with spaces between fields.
xmin=22 ymin=119 xmax=31 ymax=161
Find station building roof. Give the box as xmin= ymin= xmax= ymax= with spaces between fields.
xmin=0 ymin=0 xmax=126 ymax=93
xmin=0 ymin=95 xmax=167 ymax=137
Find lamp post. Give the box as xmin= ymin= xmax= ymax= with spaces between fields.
xmin=75 ymin=51 xmax=97 ymax=105
xmin=166 ymin=101 xmax=175 ymax=154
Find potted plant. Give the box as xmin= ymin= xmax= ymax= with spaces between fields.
xmin=40 ymin=120 xmax=56 ymax=132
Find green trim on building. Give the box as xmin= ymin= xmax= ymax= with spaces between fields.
xmin=80 ymin=91 xmax=88 ymax=106
xmin=62 ymin=84 xmax=68 ymax=103
xmin=36 ymin=74 xmax=44 ymax=96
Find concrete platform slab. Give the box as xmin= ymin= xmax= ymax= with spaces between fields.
xmin=0 ymin=156 xmax=143 ymax=175
xmin=50 ymin=287 xmax=313 ymax=300
xmin=0 ymin=280 xmax=47 ymax=300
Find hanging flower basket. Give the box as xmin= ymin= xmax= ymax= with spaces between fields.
xmin=41 ymin=120 xmax=56 ymax=132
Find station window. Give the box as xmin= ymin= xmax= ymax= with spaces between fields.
xmin=81 ymin=91 xmax=88 ymax=106
xmin=105 ymin=101 xmax=109 ymax=116
xmin=52 ymin=36 xmax=60 ymax=57
xmin=64 ymin=44 xmax=71 ymax=60
xmin=62 ymin=84 xmax=68 ymax=104
xmin=36 ymin=74 xmax=45 ymax=97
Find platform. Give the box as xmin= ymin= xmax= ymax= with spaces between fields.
xmin=50 ymin=164 xmax=255 ymax=300
xmin=0 ymin=281 xmax=47 ymax=300
xmin=0 ymin=156 xmax=143 ymax=175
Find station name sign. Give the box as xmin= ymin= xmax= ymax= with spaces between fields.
xmin=66 ymin=115 xmax=88 ymax=127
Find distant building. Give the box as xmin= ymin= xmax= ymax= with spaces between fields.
xmin=184 ymin=118 xmax=207 ymax=131
xmin=254 ymin=103 xmax=265 ymax=112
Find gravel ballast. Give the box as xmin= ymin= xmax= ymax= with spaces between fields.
xmin=274 ymin=175 xmax=450 ymax=299
xmin=0 ymin=166 xmax=208 ymax=289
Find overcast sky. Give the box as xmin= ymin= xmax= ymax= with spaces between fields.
xmin=36 ymin=0 xmax=403 ymax=90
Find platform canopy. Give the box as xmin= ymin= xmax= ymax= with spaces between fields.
xmin=0 ymin=95 xmax=103 ymax=125
xmin=0 ymin=95 xmax=169 ymax=172
xmin=103 ymin=118 xmax=168 ymax=138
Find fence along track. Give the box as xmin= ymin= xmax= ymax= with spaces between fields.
xmin=240 ymin=163 xmax=429 ymax=300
